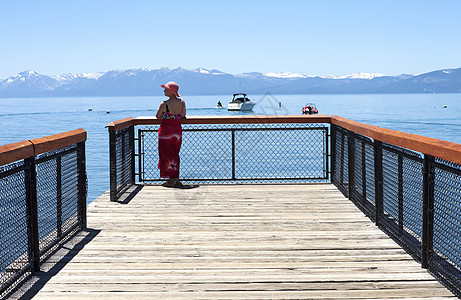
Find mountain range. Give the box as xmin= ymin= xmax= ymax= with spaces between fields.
xmin=1 ymin=67 xmax=461 ymax=97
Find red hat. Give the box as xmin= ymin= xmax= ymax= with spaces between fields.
xmin=160 ymin=81 xmax=181 ymax=97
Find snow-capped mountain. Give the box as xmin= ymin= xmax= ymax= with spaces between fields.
xmin=52 ymin=72 xmax=104 ymax=82
xmin=264 ymin=72 xmax=314 ymax=79
xmin=325 ymin=73 xmax=386 ymax=80
xmin=263 ymin=72 xmax=385 ymax=80
xmin=0 ymin=70 xmax=61 ymax=97
xmin=0 ymin=67 xmax=460 ymax=97
xmin=192 ymin=68 xmax=227 ymax=75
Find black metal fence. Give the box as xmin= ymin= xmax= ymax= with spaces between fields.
xmin=109 ymin=125 xmax=135 ymax=201
xmin=107 ymin=117 xmax=331 ymax=195
xmin=0 ymin=138 xmax=86 ymax=299
xmin=331 ymin=124 xmax=461 ymax=297
xmin=137 ymin=123 xmax=329 ymax=184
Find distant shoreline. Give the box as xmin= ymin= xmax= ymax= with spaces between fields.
xmin=1 ymin=67 xmax=460 ymax=97
xmin=2 ymin=91 xmax=461 ymax=99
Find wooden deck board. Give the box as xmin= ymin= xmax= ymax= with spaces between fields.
xmin=23 ymin=184 xmax=455 ymax=299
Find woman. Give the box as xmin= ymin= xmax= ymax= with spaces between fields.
xmin=156 ymin=81 xmax=186 ymax=187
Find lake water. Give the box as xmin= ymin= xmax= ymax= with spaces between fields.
xmin=1 ymin=93 xmax=460 ymax=203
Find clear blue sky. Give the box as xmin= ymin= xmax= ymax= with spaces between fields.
xmin=1 ymin=0 xmax=460 ymax=79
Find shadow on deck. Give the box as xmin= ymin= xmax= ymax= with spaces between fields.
xmin=15 ymin=184 xmax=456 ymax=299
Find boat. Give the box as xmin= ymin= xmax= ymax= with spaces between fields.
xmin=216 ymin=101 xmax=223 ymax=108
xmin=302 ymin=103 xmax=318 ymax=115
xmin=227 ymin=93 xmax=256 ymax=111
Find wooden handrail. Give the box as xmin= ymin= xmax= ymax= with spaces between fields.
xmin=331 ymin=115 xmax=461 ymax=165
xmin=107 ymin=117 xmax=134 ymax=132
xmin=0 ymin=140 xmax=34 ymax=166
xmin=30 ymin=128 xmax=87 ymax=155
xmin=134 ymin=115 xmax=332 ymax=125
xmin=110 ymin=114 xmax=460 ymax=165
xmin=0 ymin=129 xmax=87 ymax=166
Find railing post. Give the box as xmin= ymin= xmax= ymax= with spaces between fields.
xmin=231 ymin=130 xmax=236 ymax=180
xmin=340 ymin=130 xmax=345 ymax=186
xmin=25 ymin=156 xmax=40 ymax=272
xmin=56 ymin=156 xmax=62 ymax=238
xmin=130 ymin=125 xmax=136 ymax=185
xmin=330 ymin=125 xmax=336 ymax=183
xmin=77 ymin=141 xmax=87 ymax=229
xmin=138 ymin=128 xmax=143 ymax=183
xmin=348 ymin=131 xmax=355 ymax=200
xmin=374 ymin=140 xmax=383 ymax=226
xmin=109 ymin=129 xmax=117 ymax=201
xmin=422 ymin=154 xmax=435 ymax=268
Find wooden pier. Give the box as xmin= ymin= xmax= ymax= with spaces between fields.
xmin=18 ymin=184 xmax=455 ymax=299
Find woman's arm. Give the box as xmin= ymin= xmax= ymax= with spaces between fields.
xmin=181 ymin=100 xmax=187 ymax=119
xmin=156 ymin=102 xmax=166 ymax=119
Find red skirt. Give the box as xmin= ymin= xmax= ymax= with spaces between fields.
xmin=158 ymin=119 xmax=182 ymax=179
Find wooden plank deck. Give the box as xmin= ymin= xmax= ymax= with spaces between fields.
xmin=22 ymin=184 xmax=455 ymax=299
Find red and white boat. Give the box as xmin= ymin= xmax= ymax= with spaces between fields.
xmin=302 ymin=103 xmax=318 ymax=115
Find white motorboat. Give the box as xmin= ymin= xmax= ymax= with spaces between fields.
xmin=227 ymin=93 xmax=256 ymax=111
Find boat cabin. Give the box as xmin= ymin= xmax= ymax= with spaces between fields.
xmin=230 ymin=93 xmax=251 ymax=103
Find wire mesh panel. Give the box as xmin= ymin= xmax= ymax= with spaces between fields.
xmin=181 ymin=128 xmax=233 ymax=180
xmin=139 ymin=123 xmax=329 ymax=184
xmin=430 ymin=158 xmax=461 ymax=294
xmin=0 ymin=161 xmax=31 ymax=298
xmin=36 ymin=155 xmax=58 ymax=254
xmin=332 ymin=125 xmax=349 ymax=197
xmin=364 ymin=140 xmax=376 ymax=208
xmin=110 ymin=126 xmax=135 ymax=200
xmin=350 ymin=134 xmax=375 ymax=219
xmin=116 ymin=127 xmax=133 ymax=188
xmin=380 ymin=143 xmax=423 ymax=260
xmin=235 ymin=127 xmax=327 ymax=180
xmin=35 ymin=145 xmax=81 ymax=259
xmin=61 ymin=150 xmax=80 ymax=234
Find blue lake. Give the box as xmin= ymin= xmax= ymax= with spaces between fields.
xmin=1 ymin=93 xmax=460 ymax=203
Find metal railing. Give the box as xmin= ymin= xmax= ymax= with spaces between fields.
xmin=108 ymin=114 xmax=461 ymax=297
xmin=107 ymin=115 xmax=331 ymax=201
xmin=0 ymin=129 xmax=87 ymax=299
xmin=108 ymin=118 xmax=135 ymax=201
xmin=331 ymin=115 xmax=461 ymax=297
xmin=138 ymin=123 xmax=329 ymax=183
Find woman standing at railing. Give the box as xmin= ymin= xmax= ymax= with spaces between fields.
xmin=156 ymin=81 xmax=186 ymax=187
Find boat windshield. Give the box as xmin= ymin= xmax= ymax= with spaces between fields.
xmin=232 ymin=94 xmax=249 ymax=103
